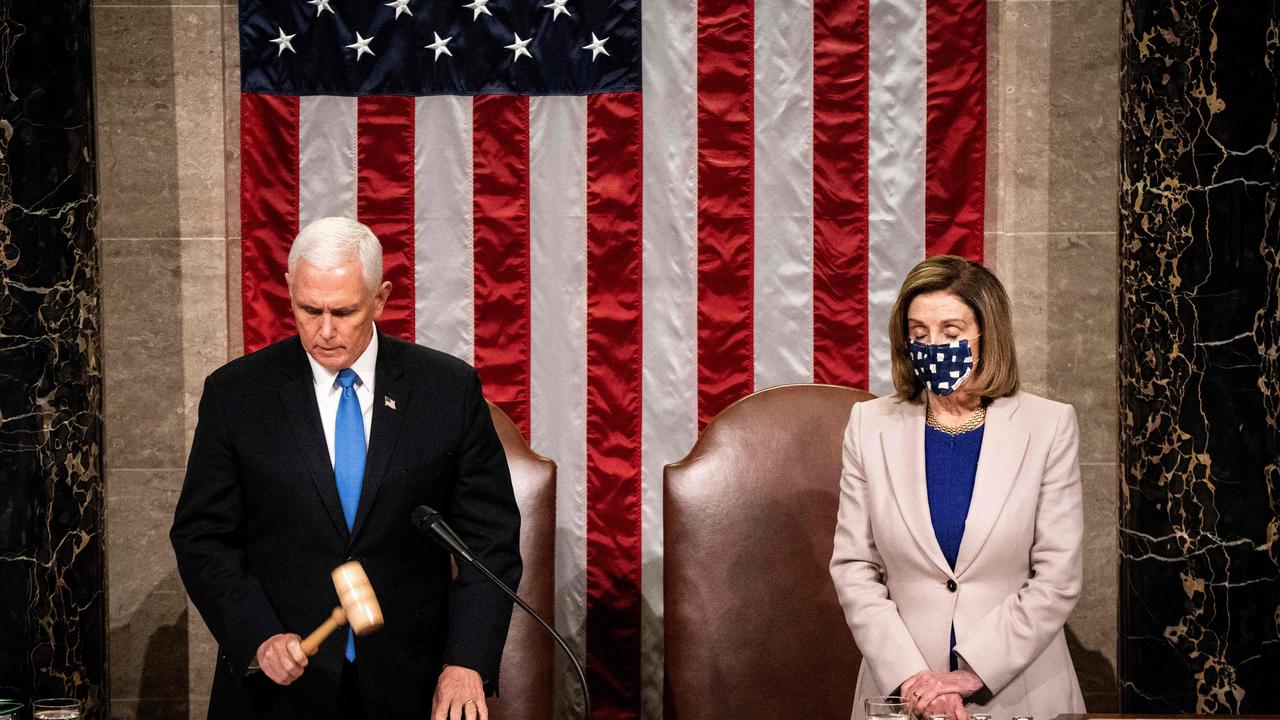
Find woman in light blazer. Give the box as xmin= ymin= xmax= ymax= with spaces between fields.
xmin=830 ymin=256 xmax=1085 ymax=720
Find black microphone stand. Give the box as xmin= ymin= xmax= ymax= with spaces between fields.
xmin=413 ymin=506 xmax=592 ymax=720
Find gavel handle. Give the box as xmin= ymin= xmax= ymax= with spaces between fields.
xmin=299 ymin=606 xmax=346 ymax=656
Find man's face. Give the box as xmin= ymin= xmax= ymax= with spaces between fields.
xmin=287 ymin=258 xmax=391 ymax=372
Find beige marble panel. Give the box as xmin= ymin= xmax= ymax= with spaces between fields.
xmin=984 ymin=2 xmax=1003 ymax=236
xmin=223 ymin=2 xmax=241 ymax=242
xmin=1048 ymin=232 xmax=1119 ymax=465
xmin=991 ymin=233 xmax=1051 ymax=392
xmin=1047 ymin=0 xmax=1120 ymax=234
xmin=110 ymin=699 xmax=189 ymax=720
xmin=181 ymin=238 xmax=230 ymax=446
xmin=94 ymin=5 xmax=225 ymax=239
xmin=1066 ymin=462 xmax=1120 ymax=711
xmin=102 ymin=238 xmax=186 ymax=469
xmin=107 ymin=469 xmax=188 ymax=710
xmin=187 ymin=608 xmax=217 ymax=720
xmin=227 ymin=237 xmax=244 ymax=360
xmin=992 ymin=1 xmax=1052 ymax=234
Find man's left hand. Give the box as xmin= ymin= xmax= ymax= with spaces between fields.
xmin=432 ymin=665 xmax=487 ymax=720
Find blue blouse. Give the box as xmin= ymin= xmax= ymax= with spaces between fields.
xmin=924 ymin=422 xmax=984 ymax=669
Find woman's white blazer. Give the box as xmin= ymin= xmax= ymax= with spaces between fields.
xmin=830 ymin=391 xmax=1086 ymax=719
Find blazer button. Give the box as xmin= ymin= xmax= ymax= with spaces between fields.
xmin=946 ymin=579 xmax=957 ymax=592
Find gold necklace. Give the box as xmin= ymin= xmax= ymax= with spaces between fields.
xmin=926 ymin=404 xmax=986 ymax=435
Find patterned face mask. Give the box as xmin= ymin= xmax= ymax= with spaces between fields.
xmin=907 ymin=337 xmax=975 ymax=396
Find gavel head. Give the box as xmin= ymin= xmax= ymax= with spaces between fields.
xmin=332 ymin=561 xmax=384 ymax=636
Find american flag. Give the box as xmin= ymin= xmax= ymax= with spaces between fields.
xmin=237 ymin=0 xmax=985 ymax=715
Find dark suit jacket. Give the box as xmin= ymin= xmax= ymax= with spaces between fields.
xmin=170 ymin=331 xmax=522 ymax=719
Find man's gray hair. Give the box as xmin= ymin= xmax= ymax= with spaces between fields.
xmin=288 ymin=217 xmax=383 ymax=291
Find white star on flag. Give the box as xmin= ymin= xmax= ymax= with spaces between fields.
xmin=463 ymin=0 xmax=492 ymax=20
xmin=425 ymin=32 xmax=453 ymax=60
xmin=385 ymin=0 xmax=413 ymax=18
xmin=307 ymin=0 xmax=333 ymax=16
xmin=583 ymin=33 xmax=610 ymax=61
xmin=504 ymin=32 xmax=533 ymax=62
xmin=270 ymin=27 xmax=296 ymax=56
xmin=346 ymin=32 xmax=376 ymax=61
xmin=543 ymin=0 xmax=571 ymax=20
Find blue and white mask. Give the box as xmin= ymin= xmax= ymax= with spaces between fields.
xmin=907 ymin=338 xmax=975 ymax=396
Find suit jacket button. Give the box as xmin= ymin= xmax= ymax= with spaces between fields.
xmin=946 ymin=579 xmax=957 ymax=592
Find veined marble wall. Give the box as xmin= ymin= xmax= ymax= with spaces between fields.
xmin=0 ymin=0 xmax=107 ymax=716
xmin=1118 ymin=0 xmax=1280 ymax=712
xmin=92 ymin=1 xmax=1122 ymax=718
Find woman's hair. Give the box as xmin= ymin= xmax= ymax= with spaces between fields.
xmin=889 ymin=255 xmax=1019 ymax=402
xmin=288 ymin=217 xmax=383 ymax=292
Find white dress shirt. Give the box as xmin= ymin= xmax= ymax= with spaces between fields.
xmin=305 ymin=330 xmax=377 ymax=467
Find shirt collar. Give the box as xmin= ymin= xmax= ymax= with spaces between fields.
xmin=304 ymin=328 xmax=379 ymax=391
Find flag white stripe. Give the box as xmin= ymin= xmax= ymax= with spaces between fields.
xmin=867 ymin=0 xmax=928 ymax=396
xmin=527 ymin=95 xmax=590 ymax=720
xmin=414 ymin=96 xmax=475 ymax=363
xmin=640 ymin=0 xmax=700 ymax=714
xmin=298 ymin=96 xmax=357 ymax=227
xmin=753 ymin=0 xmax=815 ymax=390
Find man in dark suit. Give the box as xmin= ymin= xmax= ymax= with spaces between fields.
xmin=171 ymin=217 xmax=521 ymax=720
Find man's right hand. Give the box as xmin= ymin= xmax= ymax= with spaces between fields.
xmin=256 ymin=633 xmax=308 ymax=685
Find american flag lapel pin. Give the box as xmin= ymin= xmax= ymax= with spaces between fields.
xmin=384 ymin=396 xmax=396 ymax=410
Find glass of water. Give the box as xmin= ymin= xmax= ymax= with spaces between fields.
xmin=33 ymin=697 xmax=80 ymax=719
xmin=0 ymin=699 xmax=23 ymax=720
xmin=865 ymin=695 xmax=910 ymax=720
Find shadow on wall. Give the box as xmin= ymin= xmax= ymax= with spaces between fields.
xmin=1067 ymin=625 xmax=1117 ymax=712
xmin=108 ymin=574 xmax=189 ymax=720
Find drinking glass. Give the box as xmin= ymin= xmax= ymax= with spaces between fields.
xmin=0 ymin=699 xmax=22 ymax=720
xmin=33 ymin=697 xmax=80 ymax=720
xmin=865 ymin=695 xmax=910 ymax=720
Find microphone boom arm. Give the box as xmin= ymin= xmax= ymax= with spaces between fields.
xmin=413 ymin=506 xmax=592 ymax=720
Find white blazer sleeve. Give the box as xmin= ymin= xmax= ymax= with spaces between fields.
xmin=830 ymin=402 xmax=930 ymax=693
xmin=953 ymin=403 xmax=1084 ymax=695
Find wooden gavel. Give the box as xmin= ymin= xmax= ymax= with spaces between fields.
xmin=299 ymin=561 xmax=385 ymax=656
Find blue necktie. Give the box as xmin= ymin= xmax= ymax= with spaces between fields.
xmin=334 ymin=368 xmax=365 ymax=662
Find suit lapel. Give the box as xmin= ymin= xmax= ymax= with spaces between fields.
xmin=953 ymin=394 xmax=1029 ymax=577
xmin=349 ymin=332 xmax=410 ymax=545
xmin=881 ymin=404 xmax=954 ymax=578
xmin=278 ymin=339 xmax=350 ymax=542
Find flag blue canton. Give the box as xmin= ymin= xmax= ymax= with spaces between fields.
xmin=241 ymin=0 xmax=640 ymax=96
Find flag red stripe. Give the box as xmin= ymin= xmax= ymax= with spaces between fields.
xmin=241 ymin=93 xmax=300 ymax=354
xmin=696 ymin=0 xmax=754 ymax=428
xmin=584 ymin=92 xmax=644 ymax=720
xmin=357 ymin=96 xmax=416 ymax=342
xmin=471 ymin=95 xmax=532 ymax=435
xmin=925 ymin=0 xmax=986 ymax=261
xmin=812 ymin=0 xmax=871 ymax=389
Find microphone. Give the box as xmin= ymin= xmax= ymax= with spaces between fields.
xmin=412 ymin=505 xmax=592 ymax=720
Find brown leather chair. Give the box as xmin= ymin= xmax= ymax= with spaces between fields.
xmin=485 ymin=403 xmax=555 ymax=720
xmin=664 ymin=383 xmax=874 ymax=720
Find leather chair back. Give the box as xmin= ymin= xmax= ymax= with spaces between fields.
xmin=664 ymin=384 xmax=874 ymax=720
xmin=486 ymin=403 xmax=555 ymax=720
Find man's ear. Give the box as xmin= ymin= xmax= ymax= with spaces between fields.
xmin=373 ymin=280 xmax=392 ymax=314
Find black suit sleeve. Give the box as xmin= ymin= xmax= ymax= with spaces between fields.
xmin=442 ymin=368 xmax=523 ymax=694
xmin=170 ymin=374 xmax=285 ymax=675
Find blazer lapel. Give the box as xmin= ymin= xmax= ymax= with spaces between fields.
xmin=349 ymin=332 xmax=410 ymax=545
xmin=278 ymin=340 xmax=350 ymax=542
xmin=881 ymin=404 xmax=954 ymax=578
xmin=953 ymin=394 xmax=1029 ymax=577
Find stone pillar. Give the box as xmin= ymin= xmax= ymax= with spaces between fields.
xmin=0 ymin=0 xmax=108 ymax=716
xmin=1119 ymin=0 xmax=1280 ymax=712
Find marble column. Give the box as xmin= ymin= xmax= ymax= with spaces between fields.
xmin=0 ymin=0 xmax=108 ymax=717
xmin=1119 ymin=0 xmax=1280 ymax=712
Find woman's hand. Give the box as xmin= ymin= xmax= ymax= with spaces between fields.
xmin=917 ymin=692 xmax=969 ymax=720
xmin=899 ymin=669 xmax=984 ymax=717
